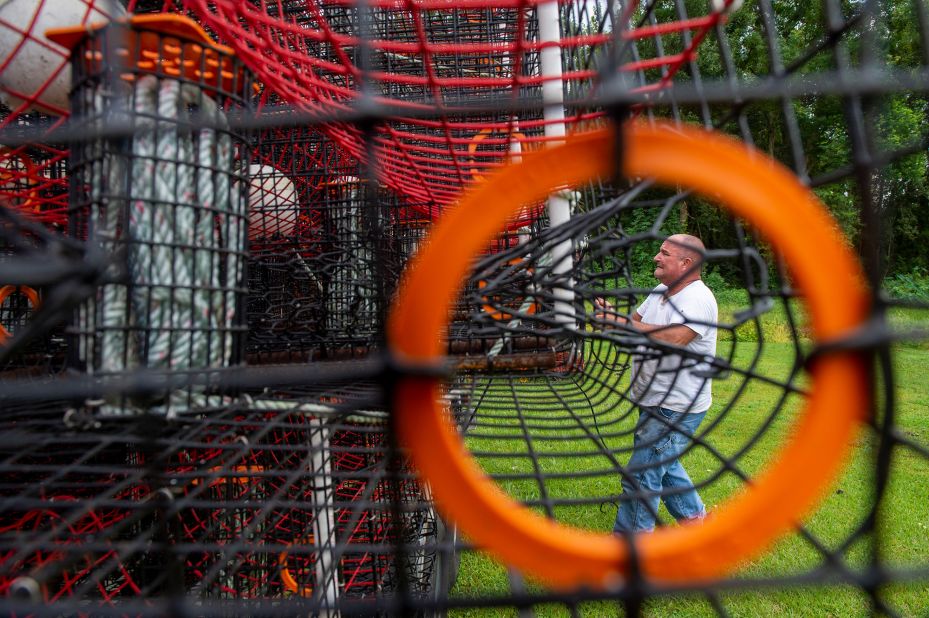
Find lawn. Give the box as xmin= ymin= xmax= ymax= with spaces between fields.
xmin=443 ymin=296 xmax=929 ymax=616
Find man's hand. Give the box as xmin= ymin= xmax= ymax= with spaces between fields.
xmin=593 ymin=297 xmax=629 ymax=326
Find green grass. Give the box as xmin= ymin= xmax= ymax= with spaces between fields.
xmin=445 ymin=295 xmax=929 ymax=616
xmin=888 ymin=306 xmax=929 ymax=351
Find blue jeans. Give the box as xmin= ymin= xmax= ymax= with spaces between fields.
xmin=613 ymin=406 xmax=707 ymax=533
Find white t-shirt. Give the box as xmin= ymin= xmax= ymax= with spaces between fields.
xmin=630 ymin=280 xmax=718 ymax=413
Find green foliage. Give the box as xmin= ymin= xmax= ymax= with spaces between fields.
xmin=570 ymin=0 xmax=929 ymax=288
xmin=701 ymin=266 xmax=729 ymax=294
xmin=884 ymin=267 xmax=929 ymax=301
xmin=632 ymin=0 xmax=929 ymax=282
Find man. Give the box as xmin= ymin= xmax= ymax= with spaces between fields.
xmin=594 ymin=234 xmax=718 ymax=533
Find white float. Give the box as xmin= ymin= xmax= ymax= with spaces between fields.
xmin=247 ymin=163 xmax=299 ymax=241
xmin=0 ymin=0 xmax=124 ymax=114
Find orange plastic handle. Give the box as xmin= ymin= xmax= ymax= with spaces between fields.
xmin=388 ymin=121 xmax=869 ymax=589
xmin=46 ymin=14 xmax=247 ymax=95
xmin=477 ymin=257 xmax=537 ymax=321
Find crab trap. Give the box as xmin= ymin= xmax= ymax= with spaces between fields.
xmin=0 ymin=0 xmax=928 ymax=616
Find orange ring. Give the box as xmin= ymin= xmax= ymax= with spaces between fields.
xmin=0 ymin=149 xmax=40 ymax=214
xmin=278 ymin=533 xmax=315 ymax=596
xmin=0 ymin=285 xmax=40 ymax=345
xmin=388 ymin=122 xmax=869 ymax=589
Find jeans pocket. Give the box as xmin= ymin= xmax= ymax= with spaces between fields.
xmin=652 ymin=409 xmax=682 ymax=454
xmin=657 ymin=407 xmax=678 ymax=420
xmin=653 ymin=433 xmax=677 ymax=454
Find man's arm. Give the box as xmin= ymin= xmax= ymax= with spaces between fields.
xmin=629 ymin=316 xmax=698 ymax=346
xmin=594 ymin=299 xmax=698 ymax=346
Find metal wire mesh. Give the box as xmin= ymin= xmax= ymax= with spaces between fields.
xmin=0 ymin=392 xmax=450 ymax=614
xmin=0 ymin=0 xmax=926 ymax=616
xmin=244 ymin=124 xmax=413 ymax=362
xmin=64 ymin=18 xmax=254 ymax=417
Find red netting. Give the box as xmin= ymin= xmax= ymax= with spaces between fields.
xmin=0 ymin=497 xmax=138 ymax=605
xmin=0 ymin=0 xmax=126 ymax=227
xmin=179 ymin=0 xmax=731 ymax=225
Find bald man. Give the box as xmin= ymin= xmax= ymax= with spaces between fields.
xmin=595 ymin=234 xmax=718 ymax=533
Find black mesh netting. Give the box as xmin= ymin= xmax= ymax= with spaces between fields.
xmin=0 ymin=0 xmax=927 ymax=615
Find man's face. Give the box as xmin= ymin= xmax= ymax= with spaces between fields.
xmin=653 ymin=240 xmax=689 ymax=286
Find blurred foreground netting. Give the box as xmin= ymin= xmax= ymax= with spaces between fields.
xmin=0 ymin=0 xmax=926 ymax=616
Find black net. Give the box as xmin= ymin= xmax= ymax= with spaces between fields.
xmin=0 ymin=0 xmax=927 ymax=616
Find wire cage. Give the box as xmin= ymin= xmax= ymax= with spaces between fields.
xmin=0 ymin=393 xmax=449 ymax=612
xmin=244 ymin=122 xmax=416 ymax=363
xmin=62 ymin=15 xmax=254 ymax=417
xmin=0 ymin=116 xmax=69 ymax=229
xmin=0 ymin=2 xmax=126 ymax=378
xmin=176 ymin=0 xmax=726 ymax=220
xmin=0 ymin=208 xmax=78 ymax=377
xmin=0 ymin=0 xmax=928 ymax=616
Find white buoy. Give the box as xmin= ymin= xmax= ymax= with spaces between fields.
xmin=0 ymin=0 xmax=124 ymax=115
xmin=711 ymin=0 xmax=744 ymax=15
xmin=247 ymin=163 xmax=299 ymax=241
